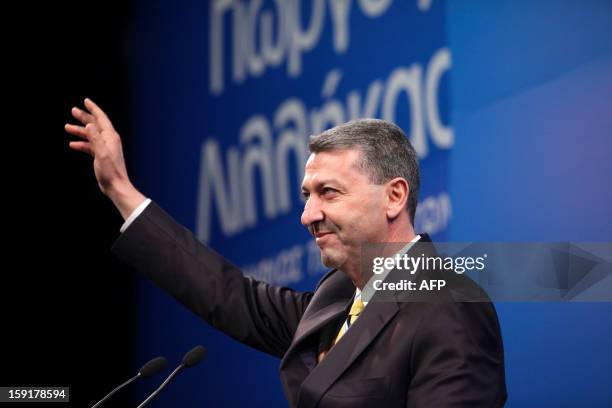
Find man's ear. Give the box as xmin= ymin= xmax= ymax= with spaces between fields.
xmin=385 ymin=178 xmax=409 ymax=219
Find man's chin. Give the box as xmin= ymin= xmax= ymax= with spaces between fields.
xmin=320 ymin=250 xmax=346 ymax=270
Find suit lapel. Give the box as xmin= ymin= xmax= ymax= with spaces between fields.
xmin=280 ymin=270 xmax=354 ymax=370
xmin=296 ymin=299 xmax=399 ymax=408
xmin=292 ymin=300 xmax=350 ymax=348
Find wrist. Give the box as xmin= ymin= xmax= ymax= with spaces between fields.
xmin=107 ymin=180 xmax=146 ymax=220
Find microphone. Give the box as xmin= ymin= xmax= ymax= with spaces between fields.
xmin=91 ymin=356 xmax=167 ymax=408
xmin=136 ymin=345 xmax=207 ymax=408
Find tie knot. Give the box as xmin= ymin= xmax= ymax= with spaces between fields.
xmin=349 ymin=298 xmax=365 ymax=317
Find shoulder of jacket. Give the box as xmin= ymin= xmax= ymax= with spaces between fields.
xmin=314 ymin=268 xmax=340 ymax=291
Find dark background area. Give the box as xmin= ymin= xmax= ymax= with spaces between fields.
xmin=3 ymin=1 xmax=136 ymax=406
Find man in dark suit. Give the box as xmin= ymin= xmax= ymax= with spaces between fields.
xmin=66 ymin=98 xmax=507 ymax=407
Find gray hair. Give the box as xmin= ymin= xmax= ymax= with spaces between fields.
xmin=308 ymin=119 xmax=420 ymax=224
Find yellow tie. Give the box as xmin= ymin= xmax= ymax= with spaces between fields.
xmin=333 ymin=297 xmax=365 ymax=345
xmin=318 ymin=297 xmax=366 ymax=362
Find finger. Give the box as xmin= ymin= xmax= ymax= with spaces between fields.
xmin=85 ymin=122 xmax=101 ymax=140
xmin=84 ymin=98 xmax=114 ymax=130
xmin=71 ymin=106 xmax=95 ymax=125
xmin=69 ymin=141 xmax=94 ymax=157
xmin=64 ymin=123 xmax=88 ymax=140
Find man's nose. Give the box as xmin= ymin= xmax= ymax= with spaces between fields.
xmin=301 ymin=196 xmax=324 ymax=228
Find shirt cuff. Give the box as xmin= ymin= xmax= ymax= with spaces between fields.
xmin=120 ymin=198 xmax=152 ymax=233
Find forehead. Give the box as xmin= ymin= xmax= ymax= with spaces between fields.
xmin=302 ymin=149 xmax=368 ymax=186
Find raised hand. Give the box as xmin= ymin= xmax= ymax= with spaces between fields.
xmin=66 ymin=98 xmax=146 ymax=219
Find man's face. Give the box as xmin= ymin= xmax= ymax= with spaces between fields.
xmin=301 ymin=149 xmax=388 ymax=271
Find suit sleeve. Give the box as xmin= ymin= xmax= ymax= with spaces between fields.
xmin=111 ymin=201 xmax=312 ymax=358
xmin=405 ymin=302 xmax=507 ymax=407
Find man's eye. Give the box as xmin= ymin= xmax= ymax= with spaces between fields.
xmin=321 ymin=187 xmax=338 ymax=195
xmin=302 ymin=191 xmax=310 ymax=199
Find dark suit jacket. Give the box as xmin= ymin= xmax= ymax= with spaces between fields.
xmin=112 ymin=202 xmax=507 ymax=407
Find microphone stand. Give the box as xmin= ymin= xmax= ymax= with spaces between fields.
xmin=135 ymin=364 xmax=185 ymax=408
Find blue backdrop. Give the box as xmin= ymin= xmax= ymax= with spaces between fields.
xmin=122 ymin=1 xmax=612 ymax=406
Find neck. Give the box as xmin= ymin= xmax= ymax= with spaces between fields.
xmin=340 ymin=259 xmax=365 ymax=290
xmin=343 ymin=221 xmax=416 ymax=290
xmin=387 ymin=215 xmax=416 ymax=243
